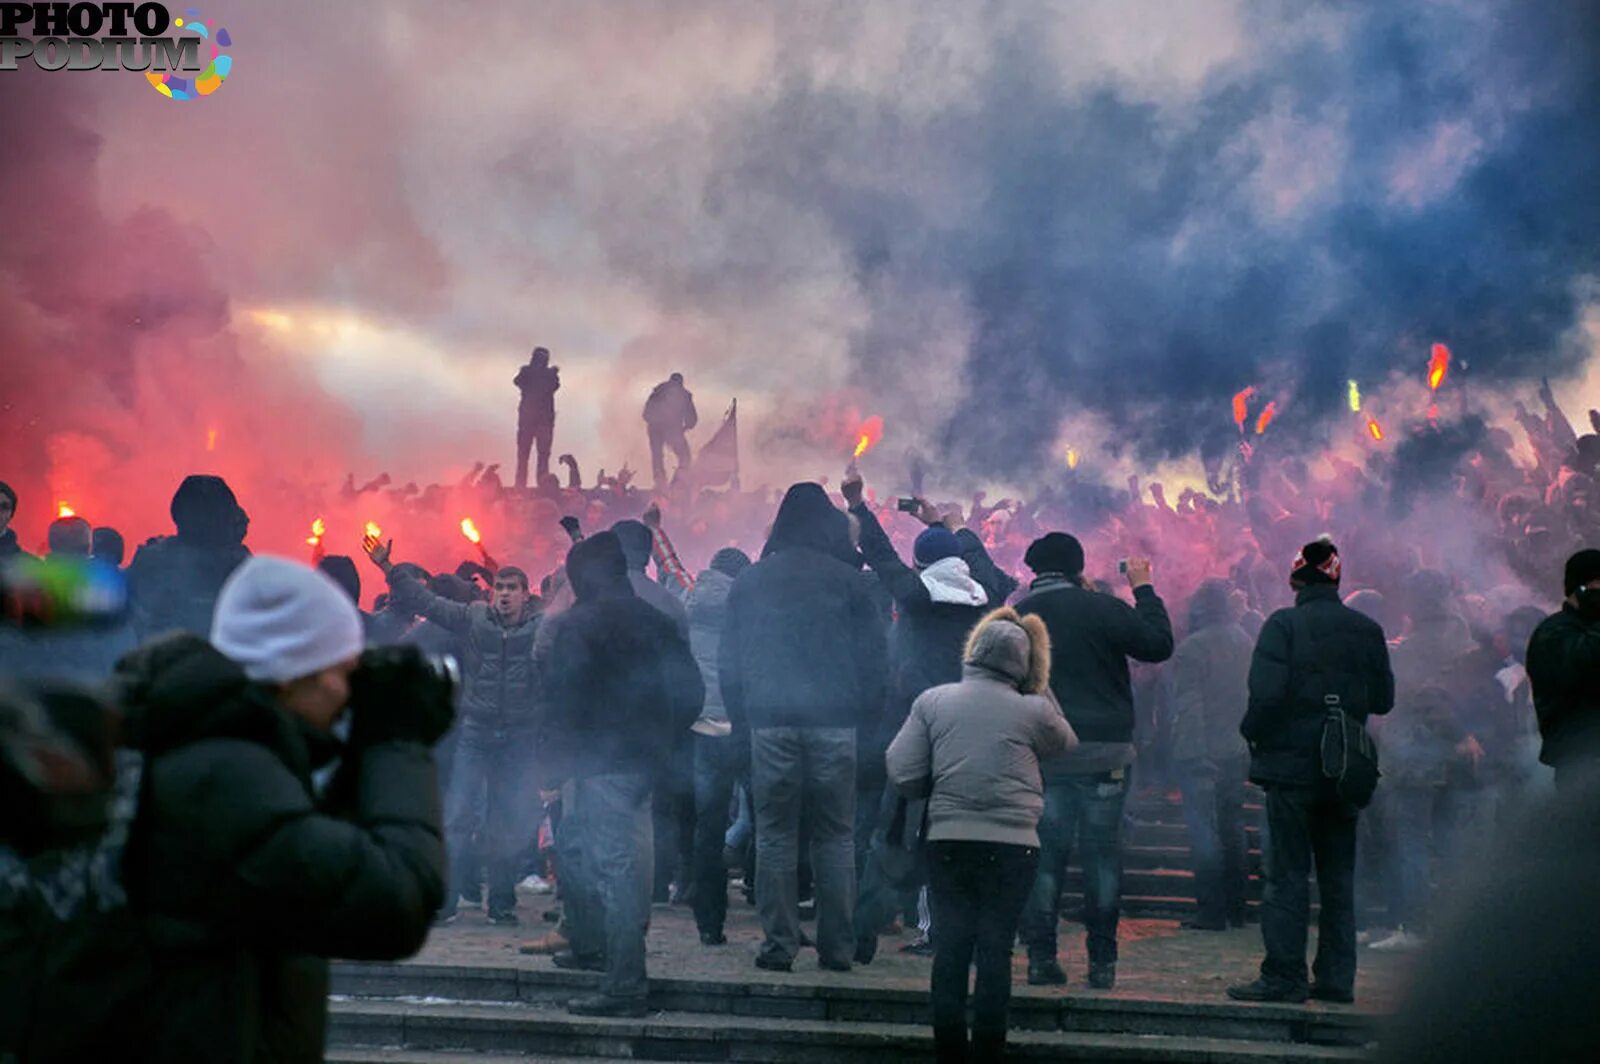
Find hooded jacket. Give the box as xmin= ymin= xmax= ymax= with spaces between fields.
xmin=886 ymin=608 xmax=1078 ymax=847
xmin=611 ymin=519 xmax=691 ymax=638
xmin=1526 ymin=602 xmax=1600 ymax=773
xmin=125 ymin=477 xmax=252 ymax=640
xmin=537 ymin=533 xmax=704 ymax=781
xmin=388 ymin=569 xmax=541 ymax=726
xmin=720 ymin=484 xmax=889 ymax=732
xmin=1015 ymin=574 xmax=1174 ymax=754
xmin=1166 ymin=586 xmax=1253 ymax=765
xmin=685 ymin=567 xmax=736 ymax=734
xmin=1241 ymin=584 xmax=1395 ymax=786
xmin=116 ymin=636 xmax=442 ymax=1063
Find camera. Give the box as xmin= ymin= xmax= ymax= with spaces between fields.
xmin=896 ymin=498 xmax=920 ymax=513
xmin=1117 ymin=559 xmax=1129 ymax=574
xmin=355 ymin=645 xmax=460 ymax=698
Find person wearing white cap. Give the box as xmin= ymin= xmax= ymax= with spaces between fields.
xmin=98 ymin=554 xmax=453 ymax=1063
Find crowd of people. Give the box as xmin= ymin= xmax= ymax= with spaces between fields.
xmin=5 ymin=369 xmax=1600 ymax=1063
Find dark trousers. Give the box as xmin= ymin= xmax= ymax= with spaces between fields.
xmin=515 ymin=416 xmax=553 ymax=490
xmin=1175 ymin=756 xmax=1249 ymax=925
xmin=690 ymin=732 xmax=741 ymax=935
xmin=927 ymin=841 xmax=1039 ymax=1064
xmin=441 ymin=719 xmax=541 ymax=915
xmin=1259 ymin=782 xmax=1358 ymax=992
xmin=653 ymin=741 xmax=694 ymax=901
xmin=647 ymin=425 xmax=692 ymax=486
xmin=751 ymin=726 xmax=857 ymax=967
xmin=563 ymin=773 xmax=654 ymax=1000
xmin=1021 ymin=770 xmax=1129 ymax=966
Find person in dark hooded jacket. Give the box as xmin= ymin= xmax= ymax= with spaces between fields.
xmin=537 ymin=532 xmax=704 ymax=1017
xmin=125 ymin=475 xmax=252 ymax=640
xmin=99 ymin=556 xmax=448 ymax=1063
xmin=1526 ymin=548 xmax=1600 ymax=785
xmin=1228 ymin=537 xmax=1393 ymax=1005
xmin=720 ymin=482 xmax=889 ymax=972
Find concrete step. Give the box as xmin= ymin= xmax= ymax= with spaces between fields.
xmin=331 ymin=963 xmax=1375 ymax=1047
xmin=327 ymin=997 xmax=1373 ymax=1063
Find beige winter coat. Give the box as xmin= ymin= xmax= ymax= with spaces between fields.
xmin=886 ymin=607 xmax=1079 ymax=847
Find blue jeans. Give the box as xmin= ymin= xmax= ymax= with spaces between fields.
xmin=441 ymin=718 xmax=541 ymax=915
xmin=751 ymin=726 xmax=857 ymax=967
xmin=690 ymin=733 xmax=741 ymax=935
xmin=563 ymin=773 xmax=654 ymax=1000
xmin=1174 ymin=756 xmax=1249 ymax=925
xmin=1021 ymin=770 xmax=1130 ymax=966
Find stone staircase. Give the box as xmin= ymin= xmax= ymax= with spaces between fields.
xmin=327 ymin=961 xmax=1377 ymax=1063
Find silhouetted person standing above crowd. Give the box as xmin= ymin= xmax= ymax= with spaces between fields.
xmin=643 ymin=372 xmax=697 ymax=488
xmin=515 ymin=347 xmax=560 ymax=490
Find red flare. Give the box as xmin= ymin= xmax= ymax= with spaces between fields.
xmin=460 ymin=517 xmax=482 ymax=545
xmin=1428 ymin=343 xmax=1450 ymax=391
xmin=364 ymin=521 xmax=383 ymax=540
xmin=305 ymin=516 xmax=326 ymax=545
xmin=1366 ymin=415 xmax=1384 ymax=442
xmin=853 ymin=415 xmax=884 ymax=459
xmin=1232 ymin=387 xmax=1256 ymax=431
xmin=57 ymin=502 xmax=76 ymax=519
xmin=1254 ymin=401 xmax=1278 ymax=436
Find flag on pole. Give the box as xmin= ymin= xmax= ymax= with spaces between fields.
xmin=695 ymin=399 xmax=740 ymax=489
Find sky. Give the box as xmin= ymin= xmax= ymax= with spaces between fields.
xmin=3 ymin=0 xmax=1599 ymax=545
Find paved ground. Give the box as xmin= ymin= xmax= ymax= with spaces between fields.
xmin=411 ymin=886 xmax=1413 ymax=1015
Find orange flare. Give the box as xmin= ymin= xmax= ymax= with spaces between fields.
xmin=1428 ymin=343 xmax=1450 ymax=391
xmin=1254 ymin=401 xmax=1278 ymax=436
xmin=206 ymin=427 xmax=217 ymax=451
xmin=1232 ymin=387 xmax=1256 ymax=431
xmin=305 ymin=517 xmax=326 ymax=545
xmin=1366 ymin=415 xmax=1384 ymax=442
xmin=460 ymin=517 xmax=482 ymax=545
xmin=852 ymin=415 xmax=884 ymax=459
xmin=364 ymin=521 xmax=383 ymax=540
xmin=57 ymin=503 xmax=76 ymax=518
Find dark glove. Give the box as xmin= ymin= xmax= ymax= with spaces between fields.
xmin=558 ymin=515 xmax=583 ymax=542
xmin=347 ymin=645 xmax=457 ymax=748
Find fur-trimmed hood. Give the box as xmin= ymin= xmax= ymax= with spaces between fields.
xmin=962 ymin=606 xmax=1050 ymax=694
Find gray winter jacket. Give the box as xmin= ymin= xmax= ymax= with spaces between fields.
xmin=685 ymin=568 xmax=734 ymax=735
xmin=1167 ymin=604 xmax=1253 ymax=765
xmin=886 ymin=608 xmax=1078 ymax=847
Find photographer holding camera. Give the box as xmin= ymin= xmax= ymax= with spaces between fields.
xmin=101 ymin=556 xmax=449 ymax=1063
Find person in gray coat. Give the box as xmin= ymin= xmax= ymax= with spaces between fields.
xmin=887 ymin=606 xmax=1077 ymax=1064
xmin=1166 ymin=579 xmax=1254 ymax=930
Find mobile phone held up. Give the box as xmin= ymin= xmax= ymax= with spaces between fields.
xmin=896 ymin=498 xmax=920 ymax=513
xmin=1118 ymin=559 xmax=1129 ymax=575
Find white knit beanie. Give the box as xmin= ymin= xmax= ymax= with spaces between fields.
xmin=211 ymin=555 xmax=365 ymax=683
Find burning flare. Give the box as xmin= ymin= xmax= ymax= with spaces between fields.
xmin=305 ymin=517 xmax=326 ymax=546
xmin=1232 ymin=387 xmax=1256 ymax=431
xmin=1428 ymin=343 xmax=1451 ymax=391
xmin=206 ymin=427 xmax=217 ymax=452
xmin=364 ymin=521 xmax=383 ymax=540
xmin=1366 ymin=415 xmax=1384 ymax=442
xmin=853 ymin=415 xmax=884 ymax=459
xmin=1065 ymin=446 xmax=1081 ymax=470
xmin=56 ymin=502 xmax=76 ymax=519
xmin=1347 ymin=380 xmax=1361 ymax=413
xmin=1255 ymin=401 xmax=1278 ymax=436
xmin=460 ymin=517 xmax=482 ymax=545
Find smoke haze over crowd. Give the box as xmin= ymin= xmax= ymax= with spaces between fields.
xmin=3 ymin=0 xmax=1600 ymax=557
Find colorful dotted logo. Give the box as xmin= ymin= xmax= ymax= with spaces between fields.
xmin=146 ymin=8 xmax=231 ymax=100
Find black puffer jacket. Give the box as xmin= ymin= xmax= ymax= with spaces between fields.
xmin=389 ymin=570 xmax=540 ymax=725
xmin=125 ymin=476 xmax=252 ymax=640
xmin=721 ymin=485 xmax=888 ymax=732
xmin=537 ymin=533 xmax=704 ymax=781
xmin=120 ymin=636 xmax=444 ymax=1062
xmin=1241 ymin=585 xmax=1395 ymax=786
xmin=1526 ymin=603 xmax=1600 ymax=774
xmin=1015 ymin=576 xmax=1174 ymax=745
